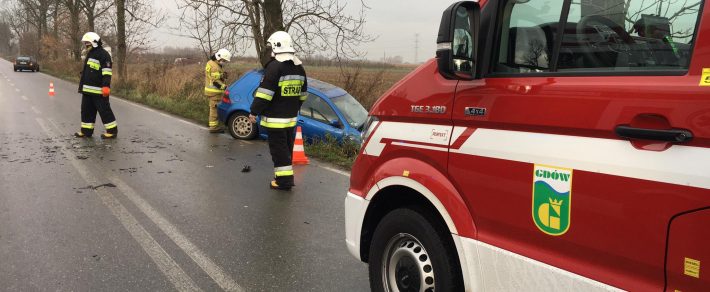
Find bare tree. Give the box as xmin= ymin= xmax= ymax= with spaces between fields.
xmin=176 ymin=0 xmax=232 ymax=58
xmin=523 ymin=39 xmax=548 ymax=69
xmin=112 ymin=0 xmax=165 ymax=84
xmin=15 ymin=0 xmax=54 ymax=58
xmin=176 ymin=0 xmax=373 ymax=67
xmin=115 ymin=0 xmax=126 ymax=84
xmin=0 ymin=18 xmax=15 ymax=54
xmin=80 ymin=0 xmax=113 ymax=31
xmin=63 ymin=0 xmax=83 ymax=60
xmin=3 ymin=0 xmax=33 ymax=55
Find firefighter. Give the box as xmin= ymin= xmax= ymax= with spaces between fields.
xmin=249 ymin=31 xmax=308 ymax=190
xmin=74 ymin=32 xmax=117 ymax=139
xmin=205 ymin=49 xmax=231 ymax=133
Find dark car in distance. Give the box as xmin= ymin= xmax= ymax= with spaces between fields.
xmin=13 ymin=56 xmax=40 ymax=72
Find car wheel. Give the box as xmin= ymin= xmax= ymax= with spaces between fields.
xmin=228 ymin=112 xmax=257 ymax=140
xmin=369 ymin=208 xmax=464 ymax=292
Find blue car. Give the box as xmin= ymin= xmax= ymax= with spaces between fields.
xmin=217 ymin=69 xmax=368 ymax=143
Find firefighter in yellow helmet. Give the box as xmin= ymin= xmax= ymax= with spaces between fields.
xmin=204 ymin=49 xmax=231 ymax=133
xmin=249 ymin=31 xmax=307 ymax=190
xmin=74 ymin=32 xmax=117 ymax=139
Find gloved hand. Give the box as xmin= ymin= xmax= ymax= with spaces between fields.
xmin=213 ymin=82 xmax=225 ymax=90
xmin=102 ymin=87 xmax=110 ymax=97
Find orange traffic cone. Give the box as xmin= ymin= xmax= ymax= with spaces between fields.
xmin=48 ymin=81 xmax=55 ymax=96
xmin=292 ymin=126 xmax=310 ymax=165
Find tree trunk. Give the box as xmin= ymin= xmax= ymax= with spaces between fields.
xmin=115 ymin=0 xmax=126 ymax=86
xmin=33 ymin=0 xmax=51 ymax=60
xmin=69 ymin=0 xmax=82 ymax=61
xmin=259 ymin=0 xmax=284 ymax=66
xmin=52 ymin=0 xmax=59 ymax=37
xmin=87 ymin=11 xmax=95 ymax=31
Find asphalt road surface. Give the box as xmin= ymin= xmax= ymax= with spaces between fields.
xmin=0 ymin=58 xmax=369 ymax=291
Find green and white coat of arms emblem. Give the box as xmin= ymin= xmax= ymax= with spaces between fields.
xmin=532 ymin=164 xmax=573 ymax=236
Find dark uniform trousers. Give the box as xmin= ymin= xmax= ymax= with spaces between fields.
xmin=268 ymin=127 xmax=296 ymax=187
xmin=80 ymin=94 xmax=117 ymax=136
xmin=250 ymin=58 xmax=307 ymax=188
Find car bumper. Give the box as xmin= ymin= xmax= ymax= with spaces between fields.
xmin=217 ymin=104 xmax=229 ymax=123
xmin=345 ymin=191 xmax=369 ymax=261
xmin=15 ymin=65 xmax=35 ymax=70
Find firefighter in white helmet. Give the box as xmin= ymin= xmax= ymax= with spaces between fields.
xmin=74 ymin=32 xmax=117 ymax=139
xmin=249 ymin=31 xmax=308 ymax=190
xmin=204 ymin=48 xmax=231 ymax=133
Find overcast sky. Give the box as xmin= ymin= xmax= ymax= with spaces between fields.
xmin=152 ymin=0 xmax=449 ymax=63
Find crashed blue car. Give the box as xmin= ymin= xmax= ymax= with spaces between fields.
xmin=217 ymin=69 xmax=368 ymax=143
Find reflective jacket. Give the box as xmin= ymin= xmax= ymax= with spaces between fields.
xmin=204 ymin=59 xmax=226 ymax=96
xmin=79 ymin=46 xmax=112 ymax=96
xmin=250 ymin=59 xmax=308 ymax=129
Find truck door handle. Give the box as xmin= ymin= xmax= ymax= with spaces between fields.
xmin=615 ymin=125 xmax=693 ymax=143
xmin=298 ymin=120 xmax=304 ymax=124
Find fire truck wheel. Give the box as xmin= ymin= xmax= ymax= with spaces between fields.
xmin=368 ymin=207 xmax=463 ymax=292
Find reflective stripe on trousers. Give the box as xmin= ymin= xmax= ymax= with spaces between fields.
xmin=204 ymin=86 xmax=224 ymax=95
xmin=274 ymin=166 xmax=294 ymax=177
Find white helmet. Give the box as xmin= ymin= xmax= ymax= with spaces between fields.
xmin=267 ymin=31 xmax=295 ymax=54
xmin=215 ymin=49 xmax=232 ymax=62
xmin=81 ymin=32 xmax=101 ymax=48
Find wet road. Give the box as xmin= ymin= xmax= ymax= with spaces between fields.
xmin=0 ymin=59 xmax=368 ymax=291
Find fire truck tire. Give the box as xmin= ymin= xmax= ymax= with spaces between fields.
xmin=368 ymin=207 xmax=463 ymax=292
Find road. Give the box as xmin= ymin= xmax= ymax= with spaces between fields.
xmin=0 ymin=59 xmax=369 ymax=291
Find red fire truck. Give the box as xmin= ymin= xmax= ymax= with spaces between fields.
xmin=346 ymin=0 xmax=710 ymax=291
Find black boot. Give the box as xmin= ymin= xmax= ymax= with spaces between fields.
xmin=101 ymin=126 xmax=117 ymax=139
xmin=270 ymin=180 xmax=292 ymax=191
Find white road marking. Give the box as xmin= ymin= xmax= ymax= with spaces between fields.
xmin=15 ymin=88 xmax=20 ymax=92
xmin=21 ymin=95 xmax=28 ymax=100
xmin=37 ymin=118 xmax=204 ymax=292
xmin=320 ymin=165 xmax=350 ymax=177
xmin=46 ymin=116 xmax=243 ymax=291
xmin=31 ymin=106 xmax=41 ymax=114
xmin=109 ymin=177 xmax=244 ymax=292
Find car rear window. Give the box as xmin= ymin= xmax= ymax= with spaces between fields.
xmin=17 ymin=57 xmax=29 ymax=61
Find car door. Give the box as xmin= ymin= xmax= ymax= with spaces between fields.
xmin=299 ymin=93 xmax=344 ymax=142
xmin=448 ymin=0 xmax=709 ymax=290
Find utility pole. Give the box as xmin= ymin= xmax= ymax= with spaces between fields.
xmin=414 ymin=33 xmax=419 ymax=64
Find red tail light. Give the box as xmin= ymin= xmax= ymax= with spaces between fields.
xmin=221 ymin=90 xmax=231 ymax=104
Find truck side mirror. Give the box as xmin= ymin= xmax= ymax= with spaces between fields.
xmin=436 ymin=1 xmax=480 ymax=80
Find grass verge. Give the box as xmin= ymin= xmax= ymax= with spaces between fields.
xmin=304 ymin=135 xmax=360 ymax=170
